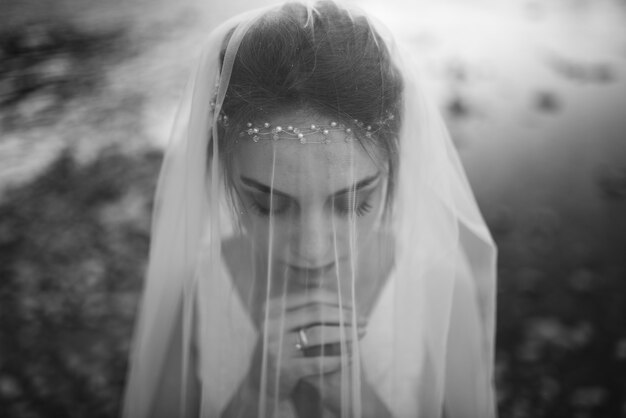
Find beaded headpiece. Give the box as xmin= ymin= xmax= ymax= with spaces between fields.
xmin=212 ymin=103 xmax=396 ymax=144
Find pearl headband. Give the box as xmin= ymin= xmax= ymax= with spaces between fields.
xmin=226 ymin=116 xmax=361 ymax=144
xmin=211 ymin=99 xmax=395 ymax=144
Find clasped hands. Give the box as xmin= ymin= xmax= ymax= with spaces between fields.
xmin=248 ymin=289 xmax=367 ymax=413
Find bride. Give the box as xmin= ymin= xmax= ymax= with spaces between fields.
xmin=123 ymin=1 xmax=497 ymax=417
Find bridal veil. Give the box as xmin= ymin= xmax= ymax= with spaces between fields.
xmin=123 ymin=2 xmax=497 ymax=417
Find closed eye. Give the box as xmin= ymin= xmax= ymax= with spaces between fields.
xmin=331 ymin=186 xmax=377 ymax=217
xmin=246 ymin=193 xmax=291 ymax=217
xmin=238 ymin=173 xmax=381 ymax=218
xmin=334 ymin=199 xmax=373 ymax=217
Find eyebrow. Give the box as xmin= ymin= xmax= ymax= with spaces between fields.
xmin=239 ymin=173 xmax=380 ymax=199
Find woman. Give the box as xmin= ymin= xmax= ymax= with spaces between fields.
xmin=123 ymin=1 xmax=497 ymax=417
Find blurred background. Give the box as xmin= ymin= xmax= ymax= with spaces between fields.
xmin=0 ymin=0 xmax=625 ymax=417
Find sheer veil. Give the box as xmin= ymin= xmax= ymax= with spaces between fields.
xmin=122 ymin=2 xmax=497 ymax=417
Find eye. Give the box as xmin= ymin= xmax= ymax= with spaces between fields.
xmin=354 ymin=201 xmax=373 ymax=217
xmin=334 ymin=200 xmax=373 ymax=217
xmin=332 ymin=191 xmax=374 ymax=218
xmin=247 ymin=193 xmax=290 ymax=217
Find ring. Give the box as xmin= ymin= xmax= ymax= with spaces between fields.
xmin=295 ymin=328 xmax=309 ymax=351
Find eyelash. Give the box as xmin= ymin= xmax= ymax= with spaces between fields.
xmin=335 ymin=200 xmax=373 ymax=217
xmin=248 ymin=199 xmax=373 ymax=218
xmin=248 ymin=200 xmax=289 ymax=217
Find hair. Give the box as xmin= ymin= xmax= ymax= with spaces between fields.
xmin=217 ymin=0 xmax=404 ymax=211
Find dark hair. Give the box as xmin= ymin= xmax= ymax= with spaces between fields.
xmin=218 ymin=1 xmax=403 ymax=209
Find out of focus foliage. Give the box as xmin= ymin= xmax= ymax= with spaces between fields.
xmin=0 ymin=148 xmax=161 ymax=417
xmin=0 ymin=13 xmax=155 ymax=418
xmin=0 ymin=22 xmax=133 ymax=132
xmin=491 ymin=200 xmax=626 ymax=417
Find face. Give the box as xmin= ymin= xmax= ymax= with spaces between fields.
xmin=229 ymin=110 xmax=387 ymax=297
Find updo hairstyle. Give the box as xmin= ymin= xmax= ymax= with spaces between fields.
xmin=217 ymin=1 xmax=404 ymax=209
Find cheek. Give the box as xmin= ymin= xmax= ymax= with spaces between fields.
xmin=240 ymin=214 xmax=296 ymax=259
xmin=240 ymin=213 xmax=270 ymax=249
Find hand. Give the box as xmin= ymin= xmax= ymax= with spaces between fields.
xmin=300 ymin=362 xmax=392 ymax=418
xmin=247 ymin=289 xmax=365 ymax=402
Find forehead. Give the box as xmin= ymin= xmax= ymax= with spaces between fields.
xmin=230 ymin=113 xmax=379 ymax=193
xmin=233 ymin=136 xmax=377 ymax=190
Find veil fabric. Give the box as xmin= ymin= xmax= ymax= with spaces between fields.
xmin=123 ymin=2 xmax=497 ymax=417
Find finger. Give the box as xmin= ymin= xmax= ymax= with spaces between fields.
xmin=295 ymin=356 xmax=343 ymax=377
xmin=265 ymin=305 xmax=353 ymax=334
xmin=272 ymin=331 xmax=314 ymax=357
xmin=302 ymin=324 xmax=366 ymax=347
xmin=282 ymin=305 xmax=362 ymax=331
xmin=302 ymin=342 xmax=353 ymax=357
xmin=271 ymin=326 xmax=364 ymax=359
xmin=265 ymin=289 xmax=353 ymax=316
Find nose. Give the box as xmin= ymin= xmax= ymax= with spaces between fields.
xmin=289 ymin=209 xmax=333 ymax=268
